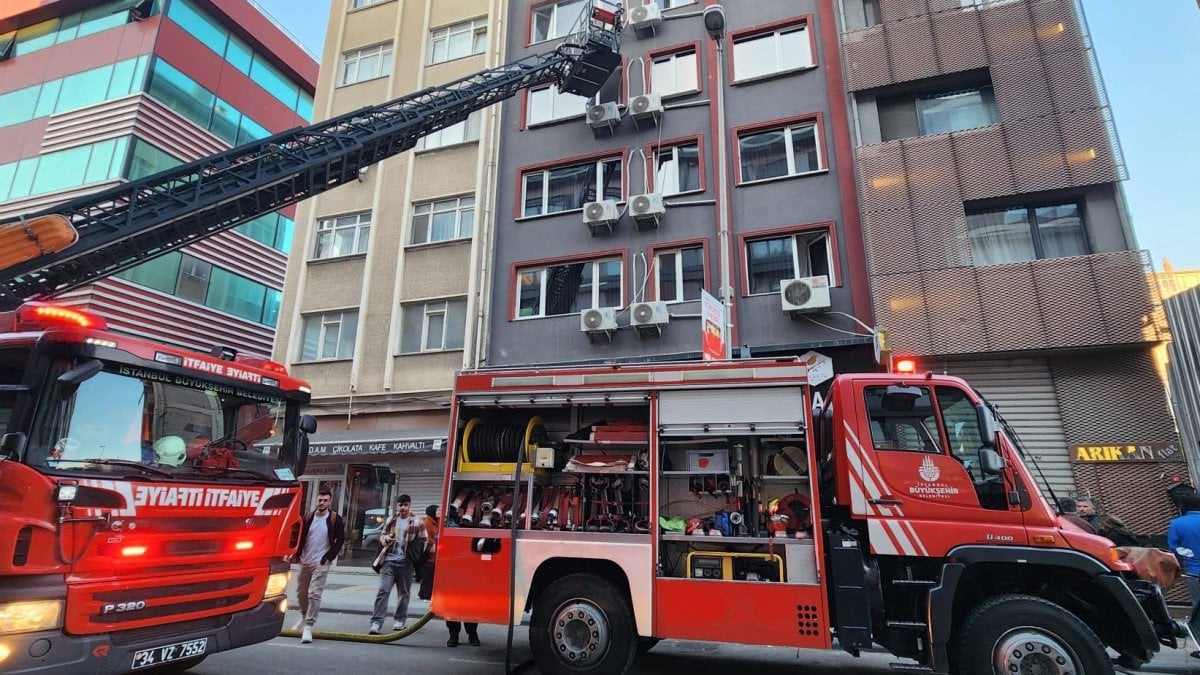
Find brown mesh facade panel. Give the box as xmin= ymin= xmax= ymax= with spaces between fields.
xmin=1071 ymin=461 xmax=1188 ymax=538
xmin=857 ymin=144 xmax=911 ymax=212
xmin=886 ymin=16 xmax=940 ymax=83
xmin=930 ymin=10 xmax=987 ymax=73
xmin=843 ymin=26 xmax=892 ymax=90
xmin=976 ymin=263 xmax=1046 ymax=350
xmin=904 ymin=135 xmax=962 ymax=207
xmin=1043 ymin=49 xmax=1098 ymax=115
xmin=923 ymin=267 xmax=988 ymax=353
xmin=1094 ymin=250 xmax=1166 ymax=344
xmin=1031 ymin=256 xmax=1106 ymax=346
xmin=1008 ymin=115 xmax=1071 ymax=193
xmin=1061 ymin=109 xmax=1125 ymax=186
xmin=980 ymin=0 xmax=1038 ymax=63
xmin=863 ymin=208 xmax=920 ymax=276
xmin=913 ymin=203 xmax=971 ymax=269
xmin=872 ymin=273 xmax=933 ymax=353
xmin=951 ymin=127 xmax=1016 ymax=200
xmin=1051 ymin=350 xmax=1181 ymax=446
xmin=992 ymin=58 xmax=1054 ymax=120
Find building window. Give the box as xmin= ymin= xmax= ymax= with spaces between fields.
xmin=745 ymin=230 xmax=833 ymax=295
xmin=916 ymin=87 xmax=998 ymax=136
xmin=340 ymin=43 xmax=393 ymax=86
xmin=411 ymin=196 xmax=475 ymax=244
xmin=966 ymin=202 xmax=1089 ymax=266
xmin=176 ymin=255 xmax=212 ymax=304
xmin=650 ymin=48 xmax=699 ymax=97
xmin=653 ymin=142 xmax=702 ymax=195
xmin=732 ymin=22 xmax=813 ymax=82
xmin=652 ymin=0 xmax=698 ymax=8
xmin=527 ymin=84 xmax=589 ymax=125
xmin=429 ymin=18 xmax=487 ymax=64
xmin=531 ymin=0 xmax=588 ymax=43
xmin=314 ymin=213 xmax=371 ymax=259
xmin=737 ymin=120 xmax=822 ymax=183
xmin=655 ymin=245 xmax=705 ymax=302
xmin=417 ymin=111 xmax=482 ymax=150
xmin=299 ymin=311 xmax=359 ymax=361
xmin=517 ymin=257 xmax=622 ymax=318
xmin=116 ymin=252 xmax=281 ymax=325
xmin=522 ymin=157 xmax=623 ymax=217
xmin=351 ymin=0 xmax=390 ymax=8
xmin=400 ymin=298 xmax=467 ymax=353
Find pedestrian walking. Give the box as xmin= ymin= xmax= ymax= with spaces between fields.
xmin=369 ymin=494 xmax=422 ymax=634
xmin=416 ymin=504 xmax=439 ymax=601
xmin=1168 ymin=494 xmax=1200 ymax=659
xmin=1057 ymin=497 xmax=1097 ymax=534
xmin=439 ymin=504 xmax=480 ymax=647
xmin=292 ymin=489 xmax=345 ymax=644
xmin=1097 ymin=512 xmax=1141 ymax=547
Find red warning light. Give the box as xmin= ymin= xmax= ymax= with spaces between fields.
xmin=891 ymin=356 xmax=918 ymax=374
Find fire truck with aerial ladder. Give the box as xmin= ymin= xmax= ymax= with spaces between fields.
xmin=0 ymin=3 xmax=623 ymax=672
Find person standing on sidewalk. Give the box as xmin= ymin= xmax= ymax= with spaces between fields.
xmin=370 ymin=494 xmax=421 ymax=634
xmin=292 ymin=489 xmax=345 ymax=644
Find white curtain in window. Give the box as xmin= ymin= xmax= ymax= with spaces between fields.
xmin=967 ymin=209 xmax=1036 ymax=265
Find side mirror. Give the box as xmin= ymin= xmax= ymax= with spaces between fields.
xmin=295 ymin=436 xmax=309 ymax=477
xmin=299 ymin=414 xmax=318 ymax=434
xmin=1 ymin=432 xmax=27 ymax=460
xmin=57 ymin=359 xmax=103 ymax=399
xmin=979 ymin=447 xmax=1005 ymax=476
xmin=975 ymin=403 xmax=999 ymax=450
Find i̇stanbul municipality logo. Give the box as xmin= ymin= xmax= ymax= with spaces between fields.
xmin=918 ymin=455 xmax=940 ymax=482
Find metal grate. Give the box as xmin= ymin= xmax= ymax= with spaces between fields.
xmin=1050 ymin=351 xmax=1181 ymax=447
xmin=1071 ymin=462 xmax=1187 ymax=537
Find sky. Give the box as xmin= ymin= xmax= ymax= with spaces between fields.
xmin=251 ymin=0 xmax=1200 ymax=271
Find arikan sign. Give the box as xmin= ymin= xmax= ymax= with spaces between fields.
xmin=1069 ymin=443 xmax=1182 ymax=463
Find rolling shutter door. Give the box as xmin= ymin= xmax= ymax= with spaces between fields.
xmin=394 ymin=472 xmax=445 ymax=514
xmin=940 ymin=357 xmax=1075 ymax=495
xmin=658 ymin=387 xmax=806 ymax=435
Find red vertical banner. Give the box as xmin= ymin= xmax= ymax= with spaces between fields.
xmin=701 ymin=289 xmax=725 ymax=361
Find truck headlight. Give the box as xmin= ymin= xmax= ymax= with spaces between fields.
xmin=0 ymin=599 xmax=63 ymax=634
xmin=264 ymin=571 xmax=290 ymax=599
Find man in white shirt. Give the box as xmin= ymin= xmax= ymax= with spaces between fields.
xmin=292 ymin=489 xmax=345 ymax=643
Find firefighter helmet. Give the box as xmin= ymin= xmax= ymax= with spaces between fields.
xmin=153 ymin=436 xmax=187 ymax=466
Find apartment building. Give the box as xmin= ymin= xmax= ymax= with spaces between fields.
xmin=1155 ymin=262 xmax=1200 ymax=485
xmin=488 ymin=0 xmax=877 ymax=374
xmin=274 ymin=0 xmax=503 ymax=560
xmin=840 ymin=0 xmax=1181 ymax=539
xmin=0 ymin=0 xmax=315 ymax=356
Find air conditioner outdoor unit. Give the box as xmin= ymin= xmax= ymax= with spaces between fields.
xmin=629 ymin=93 xmax=663 ymax=129
xmin=628 ymin=3 xmax=662 ymax=35
xmin=586 ymin=101 xmax=620 ymax=136
xmin=582 ymin=199 xmax=620 ymax=235
xmin=630 ymin=301 xmax=669 ymax=336
xmin=780 ymin=276 xmax=831 ymax=314
xmin=629 ymin=192 xmax=664 ymax=230
xmin=580 ymin=307 xmax=618 ymax=342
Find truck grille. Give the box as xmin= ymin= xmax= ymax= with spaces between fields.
xmin=67 ymin=569 xmax=265 ymax=635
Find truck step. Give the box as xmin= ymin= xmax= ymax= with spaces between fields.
xmin=888 ymin=663 xmax=933 ymax=672
xmin=886 ymin=620 xmax=928 ymax=631
xmin=891 ymin=579 xmax=937 ymax=587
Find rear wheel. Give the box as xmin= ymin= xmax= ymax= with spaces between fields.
xmin=530 ymin=573 xmax=637 ymax=675
xmin=955 ymin=594 xmax=1112 ymax=675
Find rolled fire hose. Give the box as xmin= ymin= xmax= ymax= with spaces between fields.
xmin=278 ymin=610 xmax=436 ymax=642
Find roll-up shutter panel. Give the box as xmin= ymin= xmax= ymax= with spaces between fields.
xmin=939 ymin=357 xmax=1074 ymax=495
xmin=394 ymin=473 xmax=445 ymax=514
xmin=658 ymin=387 xmax=806 ymax=435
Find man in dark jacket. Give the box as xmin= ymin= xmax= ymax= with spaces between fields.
xmin=291 ymin=489 xmax=345 ymax=643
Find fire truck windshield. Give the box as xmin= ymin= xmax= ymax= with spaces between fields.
xmin=26 ymin=357 xmax=296 ymax=481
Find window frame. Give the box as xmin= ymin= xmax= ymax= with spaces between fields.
xmin=733 ymin=113 xmax=827 ymax=185
xmin=914 ymin=85 xmax=999 ymax=136
xmin=298 ymin=310 xmax=359 ymax=362
xmin=646 ymin=42 xmax=701 ymax=98
xmin=528 ymin=0 xmax=589 ymax=45
xmin=648 ymin=238 xmax=708 ymax=304
xmin=863 ymin=384 xmax=944 ymax=454
xmin=646 ymin=134 xmax=705 ymax=196
xmin=350 ymin=0 xmax=393 ymax=9
xmin=965 ymin=200 xmax=1090 ymax=265
xmin=428 ymin=17 xmax=487 ymax=65
xmin=738 ymin=221 xmax=841 ymax=296
xmin=651 ymin=0 xmax=698 ymax=9
xmin=524 ymin=82 xmax=590 ymax=127
xmin=515 ymin=151 xmax=626 ymax=220
xmin=409 ymin=195 xmax=476 ymax=246
xmin=512 ymin=250 xmax=627 ymax=320
xmin=729 ymin=16 xmax=817 ymax=84
xmin=313 ymin=212 xmax=372 ymax=260
xmin=339 ymin=42 xmax=394 ymax=86
xmin=416 ymin=110 xmax=482 ymax=151
xmin=399 ymin=297 xmax=468 ymax=354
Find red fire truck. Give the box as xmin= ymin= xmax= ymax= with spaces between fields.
xmin=0 ymin=301 xmax=317 ymax=673
xmin=430 ymin=358 xmax=1185 ymax=674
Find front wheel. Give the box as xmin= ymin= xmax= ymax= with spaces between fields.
xmin=955 ymin=594 xmax=1113 ymax=675
xmin=530 ymin=573 xmax=637 ymax=675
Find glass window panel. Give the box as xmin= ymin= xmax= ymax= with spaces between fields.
xmin=107 ymin=58 xmax=137 ymax=98
xmin=524 ymin=172 xmax=546 ymax=216
xmin=917 ymin=88 xmax=998 ymax=135
xmin=210 ymin=100 xmax=241 ymax=144
xmin=532 ymin=10 xmax=552 ymax=43
xmin=790 ymin=124 xmax=820 ymax=173
xmin=225 ymin=33 xmax=253 ymax=74
xmin=747 ymin=236 xmax=795 ymax=294
xmin=148 ymin=60 xmax=215 ymax=129
xmin=262 ymin=288 xmax=282 ymax=326
xmin=567 ymin=261 xmax=592 ymax=314
xmin=430 ymin=209 xmax=457 ymax=241
xmin=459 ymin=199 xmax=475 ymax=238
xmin=250 ymin=56 xmax=300 ymax=110
xmin=411 ymin=212 xmax=430 ymax=245
xmin=597 ymin=259 xmax=622 ymax=308
xmin=739 ymin=129 xmax=788 ymax=181
xmin=602 ymin=159 xmax=622 ymax=201
xmin=77 ymin=3 xmax=126 ymax=39
xmin=779 ymin=27 xmax=812 ymax=69
xmin=733 ymin=33 xmax=776 ymax=80
xmin=430 ymin=35 xmax=449 ymax=64
xmin=117 ymin=251 xmax=181 ymax=294
xmin=681 ymin=246 xmax=704 ymax=300
xmin=128 ymin=139 xmax=180 ymax=181
xmin=208 ymin=268 xmax=266 ymax=321
xmin=447 ymin=30 xmax=472 ymax=60
xmin=32 ymin=146 xmax=88 ymax=195
xmin=34 ymin=79 xmax=62 ymax=118
xmin=657 ymin=251 xmax=678 ymax=301
xmin=518 ymin=271 xmax=543 ymax=317
xmin=425 ymin=312 xmax=445 ymax=350
xmin=237 ymin=116 xmax=269 ymax=144
xmin=297 ymin=93 xmax=314 ymax=121
xmin=10 ymin=158 xmax=38 ymax=200
xmin=445 ymin=299 xmax=466 ymax=349
xmin=0 ymin=85 xmax=39 ymax=128
xmin=1035 ymin=204 xmax=1088 ymax=258
xmin=400 ymin=305 xmax=422 ymax=353
xmin=168 ymin=0 xmax=228 ymax=55
xmin=967 ymin=208 xmax=1036 ymax=265
xmin=15 ymin=19 xmax=60 ymax=55
xmin=338 ymin=312 xmax=358 ymax=357
xmin=84 ymin=139 xmax=118 ymax=184
xmin=553 ymin=1 xmax=586 ymax=40
xmin=547 ymin=164 xmax=593 ymax=212
xmin=0 ymin=163 xmax=15 ymax=202
xmin=59 ymin=64 xmax=114 ymax=112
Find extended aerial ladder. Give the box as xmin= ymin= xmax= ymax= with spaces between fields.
xmin=0 ymin=2 xmax=622 ymax=311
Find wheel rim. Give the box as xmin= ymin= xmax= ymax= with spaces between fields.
xmin=992 ymin=627 xmax=1082 ymax=675
xmin=549 ymin=598 xmax=610 ymax=666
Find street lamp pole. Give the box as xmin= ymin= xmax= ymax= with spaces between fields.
xmin=706 ymin=5 xmax=732 ymax=359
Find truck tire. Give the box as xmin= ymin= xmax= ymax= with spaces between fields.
xmin=955 ymin=594 xmax=1112 ymax=675
xmin=530 ymin=573 xmax=637 ymax=675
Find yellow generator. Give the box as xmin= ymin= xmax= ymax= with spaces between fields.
xmin=686 ymin=551 xmax=784 ymax=582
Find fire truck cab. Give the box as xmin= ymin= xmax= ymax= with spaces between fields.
xmin=430 ymin=358 xmax=1180 ymax=674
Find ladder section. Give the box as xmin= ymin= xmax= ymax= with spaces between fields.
xmin=0 ymin=1 xmax=622 ymax=310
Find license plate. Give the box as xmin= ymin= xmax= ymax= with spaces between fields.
xmin=130 ymin=637 xmax=208 ymax=670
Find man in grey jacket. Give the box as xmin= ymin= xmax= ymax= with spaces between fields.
xmin=369 ymin=494 xmax=422 ymax=634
